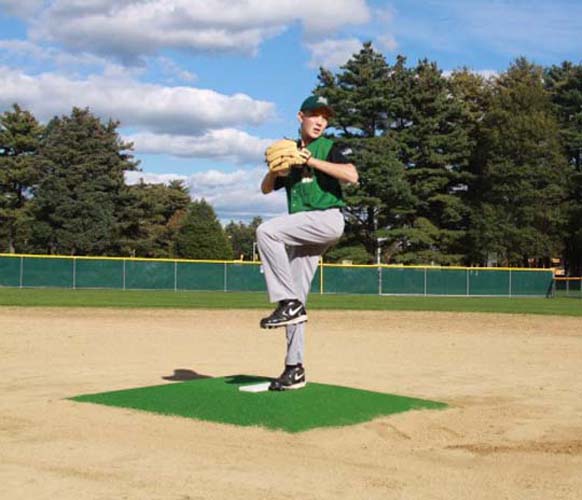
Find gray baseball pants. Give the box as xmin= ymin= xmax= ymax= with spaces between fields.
xmin=256 ymin=208 xmax=345 ymax=366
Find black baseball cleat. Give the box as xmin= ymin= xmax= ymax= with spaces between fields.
xmin=269 ymin=365 xmax=306 ymax=391
xmin=260 ymin=299 xmax=307 ymax=329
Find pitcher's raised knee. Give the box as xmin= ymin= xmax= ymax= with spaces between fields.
xmin=256 ymin=220 xmax=278 ymax=244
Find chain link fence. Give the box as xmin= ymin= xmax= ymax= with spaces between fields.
xmin=554 ymin=277 xmax=582 ymax=298
xmin=0 ymin=254 xmax=555 ymax=297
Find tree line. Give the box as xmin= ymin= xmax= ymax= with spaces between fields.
xmin=316 ymin=44 xmax=581 ymax=275
xmin=1 ymin=44 xmax=581 ymax=274
xmin=0 ymin=106 xmax=261 ymax=261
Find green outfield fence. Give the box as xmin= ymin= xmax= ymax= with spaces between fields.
xmin=0 ymin=254 xmax=555 ymax=297
xmin=554 ymin=277 xmax=582 ymax=298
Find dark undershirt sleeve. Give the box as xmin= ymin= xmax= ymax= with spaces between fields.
xmin=327 ymin=143 xmax=351 ymax=164
xmin=274 ymin=176 xmax=285 ymax=191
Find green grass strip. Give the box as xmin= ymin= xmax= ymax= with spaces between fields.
xmin=71 ymin=375 xmax=446 ymax=433
xmin=1 ymin=288 xmax=581 ymax=316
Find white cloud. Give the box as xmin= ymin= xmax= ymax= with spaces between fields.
xmin=156 ymin=57 xmax=197 ymax=84
xmin=125 ymin=171 xmax=189 ymax=186
xmin=0 ymin=39 xmax=49 ymax=58
xmin=0 ymin=66 xmax=274 ymax=134
xmin=187 ymin=167 xmax=288 ymax=220
xmin=374 ymin=6 xmax=395 ymax=24
xmin=306 ymin=38 xmax=362 ymax=69
xmin=125 ymin=129 xmax=272 ymax=164
xmin=443 ymin=69 xmax=499 ymax=80
xmin=0 ymin=43 xmax=196 ymax=83
xmin=125 ymin=167 xmax=286 ymax=221
xmin=25 ymin=0 xmax=371 ymax=64
xmin=475 ymin=69 xmax=498 ymax=80
xmin=377 ymin=35 xmax=398 ymax=52
xmin=0 ymin=39 xmax=112 ymax=72
xmin=0 ymin=0 xmax=44 ymax=17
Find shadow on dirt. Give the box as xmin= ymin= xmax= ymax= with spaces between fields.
xmin=162 ymin=369 xmax=212 ymax=381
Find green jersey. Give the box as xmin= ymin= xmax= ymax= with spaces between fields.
xmin=275 ymin=137 xmax=350 ymax=214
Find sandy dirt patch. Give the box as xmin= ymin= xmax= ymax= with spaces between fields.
xmin=1 ymin=307 xmax=581 ymax=499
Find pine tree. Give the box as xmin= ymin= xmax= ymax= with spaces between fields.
xmin=175 ymin=199 xmax=233 ymax=260
xmin=29 ymin=107 xmax=139 ymax=255
xmin=473 ymin=58 xmax=568 ymax=266
xmin=118 ymin=179 xmax=191 ymax=257
xmin=315 ymin=47 xmax=473 ymax=264
xmin=545 ymin=62 xmax=582 ymax=170
xmin=545 ymin=62 xmax=582 ymax=275
xmin=0 ymin=104 xmax=44 ymax=252
xmin=393 ymin=59 xmax=473 ymax=264
xmin=314 ymin=43 xmax=413 ymax=263
xmin=448 ymin=68 xmax=494 ymax=264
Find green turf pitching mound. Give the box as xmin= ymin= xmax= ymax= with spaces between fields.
xmin=71 ymin=375 xmax=447 ymax=433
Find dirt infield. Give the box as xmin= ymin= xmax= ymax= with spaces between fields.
xmin=1 ymin=307 xmax=581 ymax=499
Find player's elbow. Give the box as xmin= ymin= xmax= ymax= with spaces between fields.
xmin=260 ymin=175 xmax=274 ymax=194
xmin=345 ymin=164 xmax=358 ymax=184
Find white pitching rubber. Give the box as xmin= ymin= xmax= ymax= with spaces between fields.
xmin=239 ymin=382 xmax=271 ymax=393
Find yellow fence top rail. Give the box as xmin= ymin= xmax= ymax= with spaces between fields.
xmin=322 ymin=263 xmax=554 ymax=272
xmin=0 ymin=253 xmax=256 ymax=265
xmin=0 ymin=253 xmax=555 ymax=272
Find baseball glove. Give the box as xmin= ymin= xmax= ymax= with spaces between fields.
xmin=265 ymin=139 xmax=312 ymax=174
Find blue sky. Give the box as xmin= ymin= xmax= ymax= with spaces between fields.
xmin=1 ymin=0 xmax=581 ymax=222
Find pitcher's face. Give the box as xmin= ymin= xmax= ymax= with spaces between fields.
xmin=298 ymin=109 xmax=330 ymax=143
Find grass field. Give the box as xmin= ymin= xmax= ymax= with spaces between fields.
xmin=0 ymin=287 xmax=580 ymax=316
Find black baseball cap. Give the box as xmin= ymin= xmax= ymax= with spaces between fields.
xmin=299 ymin=95 xmax=334 ymax=115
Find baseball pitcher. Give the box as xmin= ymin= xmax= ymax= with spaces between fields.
xmin=257 ymin=95 xmax=359 ymax=390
